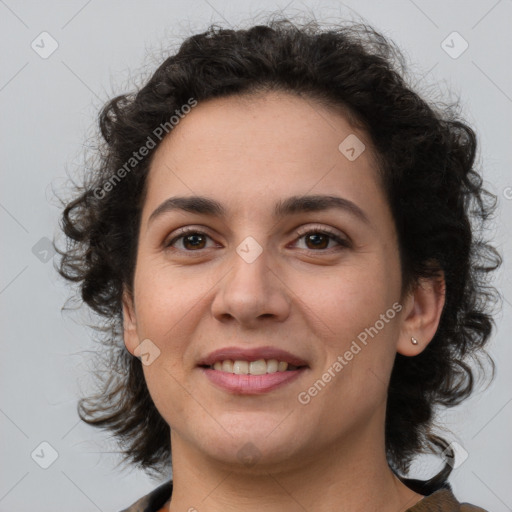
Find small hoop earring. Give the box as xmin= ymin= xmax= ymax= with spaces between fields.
xmin=411 ymin=337 xmax=419 ymax=345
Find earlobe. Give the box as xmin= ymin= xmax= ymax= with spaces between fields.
xmin=122 ymin=287 xmax=139 ymax=356
xmin=397 ymin=273 xmax=446 ymax=357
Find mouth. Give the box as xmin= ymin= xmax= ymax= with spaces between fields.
xmin=199 ymin=359 xmax=305 ymax=374
xmin=197 ymin=347 xmax=309 ymax=395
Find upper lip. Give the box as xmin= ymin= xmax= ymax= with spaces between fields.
xmin=197 ymin=346 xmax=309 ymax=367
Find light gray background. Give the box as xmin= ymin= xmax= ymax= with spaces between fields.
xmin=1 ymin=1 xmax=511 ymax=511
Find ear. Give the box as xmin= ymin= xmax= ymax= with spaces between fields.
xmin=397 ymin=271 xmax=446 ymax=357
xmin=122 ymin=286 xmax=139 ymax=356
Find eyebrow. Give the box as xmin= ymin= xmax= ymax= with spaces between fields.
xmin=147 ymin=194 xmax=370 ymax=226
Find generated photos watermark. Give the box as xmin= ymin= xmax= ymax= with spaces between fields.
xmin=297 ymin=301 xmax=403 ymax=405
xmin=93 ymin=97 xmax=198 ymax=199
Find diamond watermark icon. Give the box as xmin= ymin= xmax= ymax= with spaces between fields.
xmin=237 ymin=442 xmax=262 ymax=467
xmin=441 ymin=31 xmax=468 ymax=59
xmin=134 ymin=338 xmax=161 ymax=366
xmin=32 ymin=236 xmax=56 ymax=263
xmin=441 ymin=441 xmax=469 ymax=469
xmin=31 ymin=32 xmax=59 ymax=59
xmin=31 ymin=441 xmax=59 ymax=469
xmin=338 ymin=134 xmax=366 ymax=161
xmin=236 ymin=236 xmax=263 ymax=264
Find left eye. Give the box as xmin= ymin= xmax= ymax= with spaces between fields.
xmin=293 ymin=229 xmax=349 ymax=251
xmin=165 ymin=228 xmax=349 ymax=252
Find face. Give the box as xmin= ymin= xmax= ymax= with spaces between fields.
xmin=123 ymin=90 xmax=411 ymax=472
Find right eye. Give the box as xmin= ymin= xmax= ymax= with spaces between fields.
xmin=165 ymin=229 xmax=217 ymax=251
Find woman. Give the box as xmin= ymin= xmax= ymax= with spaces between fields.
xmin=56 ymin=16 xmax=500 ymax=512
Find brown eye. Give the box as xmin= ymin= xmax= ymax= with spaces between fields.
xmin=294 ymin=228 xmax=350 ymax=252
xmin=181 ymin=233 xmax=207 ymax=250
xmin=166 ymin=230 xmax=213 ymax=251
xmin=304 ymin=232 xmax=330 ymax=250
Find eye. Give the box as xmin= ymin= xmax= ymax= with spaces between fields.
xmin=165 ymin=228 xmax=217 ymax=251
xmin=164 ymin=226 xmax=350 ymax=253
xmin=292 ymin=226 xmax=350 ymax=252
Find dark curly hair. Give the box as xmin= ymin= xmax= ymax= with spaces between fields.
xmin=55 ymin=15 xmax=501 ymax=490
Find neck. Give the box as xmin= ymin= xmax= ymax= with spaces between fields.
xmin=166 ymin=409 xmax=423 ymax=512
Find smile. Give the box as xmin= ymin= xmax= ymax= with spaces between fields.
xmin=197 ymin=346 xmax=309 ymax=394
xmin=208 ymin=359 xmax=301 ymax=374
xmin=199 ymin=363 xmax=308 ymax=395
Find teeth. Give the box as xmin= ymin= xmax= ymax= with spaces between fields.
xmin=249 ymin=360 xmax=267 ymax=375
xmin=210 ymin=358 xmax=296 ymax=374
xmin=266 ymin=359 xmax=278 ymax=373
xmin=233 ymin=360 xmax=249 ymax=375
xmin=221 ymin=360 xmax=233 ymax=372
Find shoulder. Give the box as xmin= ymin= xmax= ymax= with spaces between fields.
xmin=118 ymin=480 xmax=173 ymax=512
xmin=119 ymin=479 xmax=489 ymax=512
xmin=460 ymin=504 xmax=488 ymax=512
xmin=407 ymin=486 xmax=489 ymax=512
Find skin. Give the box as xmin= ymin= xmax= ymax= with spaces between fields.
xmin=122 ymin=90 xmax=446 ymax=512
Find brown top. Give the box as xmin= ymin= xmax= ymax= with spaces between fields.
xmin=406 ymin=488 xmax=487 ymax=512
xmin=119 ymin=480 xmax=488 ymax=512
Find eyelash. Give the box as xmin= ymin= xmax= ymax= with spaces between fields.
xmin=164 ymin=226 xmax=350 ymax=254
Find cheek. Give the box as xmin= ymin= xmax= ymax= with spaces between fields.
xmin=294 ymin=257 xmax=401 ymax=411
xmin=133 ymin=261 xmax=201 ymax=339
xmin=295 ymin=257 xmax=399 ymax=342
xmin=141 ymin=363 xmax=190 ymax=431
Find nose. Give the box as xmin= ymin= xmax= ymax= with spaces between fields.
xmin=210 ymin=242 xmax=291 ymax=328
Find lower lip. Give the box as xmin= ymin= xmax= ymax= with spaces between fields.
xmin=200 ymin=367 xmax=306 ymax=394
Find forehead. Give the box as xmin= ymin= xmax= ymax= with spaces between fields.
xmin=152 ymin=90 xmax=374 ymax=165
xmin=142 ymin=90 xmax=386 ymax=223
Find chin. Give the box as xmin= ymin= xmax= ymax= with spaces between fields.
xmin=194 ymin=422 xmax=309 ymax=471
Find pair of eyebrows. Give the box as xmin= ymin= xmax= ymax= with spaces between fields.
xmin=147 ymin=194 xmax=371 ymax=227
